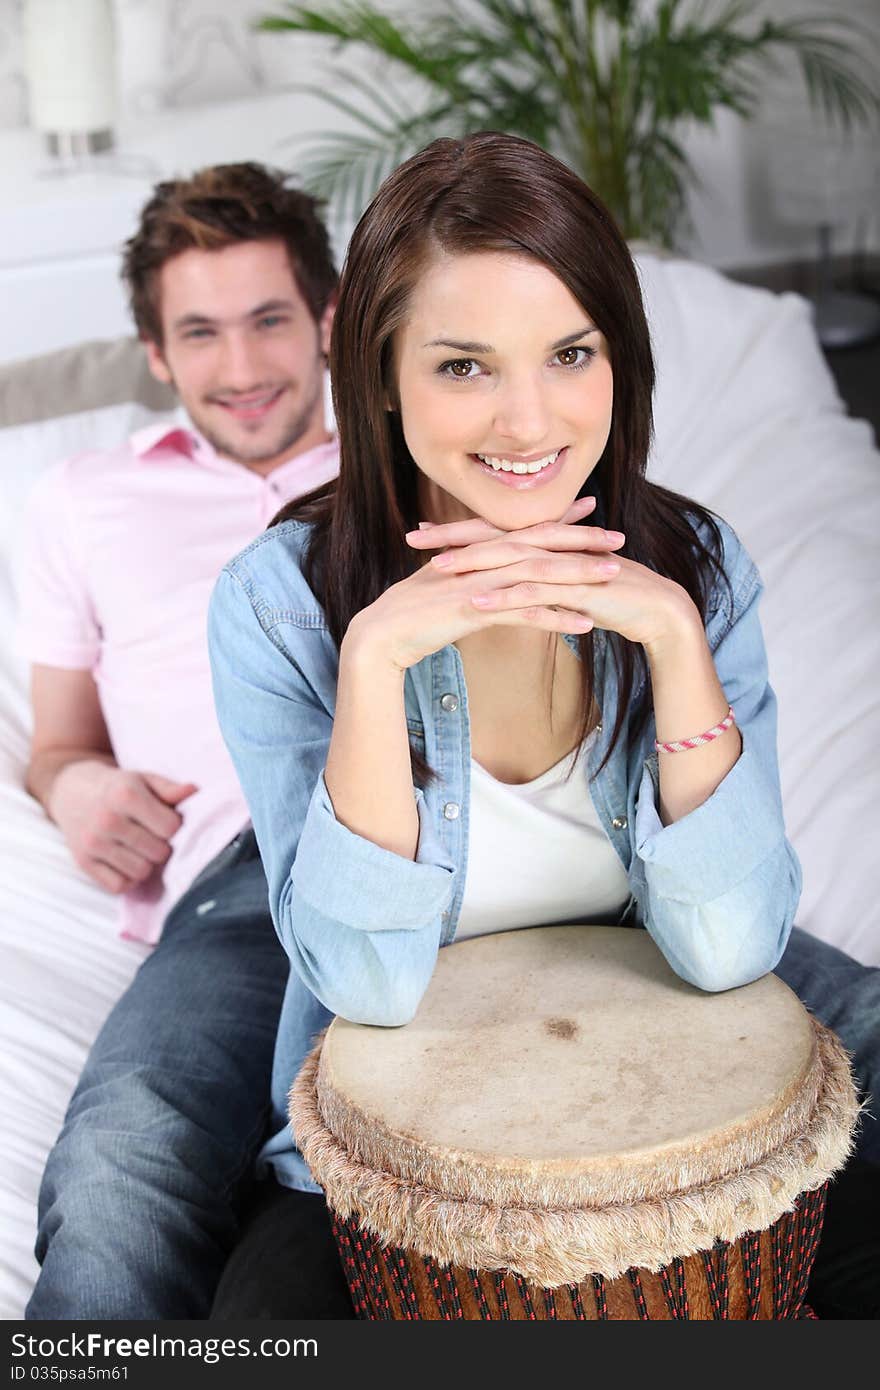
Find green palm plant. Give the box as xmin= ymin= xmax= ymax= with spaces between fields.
xmin=257 ymin=0 xmax=878 ymax=244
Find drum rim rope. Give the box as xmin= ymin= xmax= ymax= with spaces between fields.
xmin=289 ymin=1019 xmax=859 ymax=1287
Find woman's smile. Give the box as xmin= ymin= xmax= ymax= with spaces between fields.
xmin=469 ymin=445 xmax=569 ymax=488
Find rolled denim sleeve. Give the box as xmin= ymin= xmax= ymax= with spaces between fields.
xmin=208 ymin=563 xmax=455 ymax=1026
xmin=632 ymin=562 xmax=802 ymax=993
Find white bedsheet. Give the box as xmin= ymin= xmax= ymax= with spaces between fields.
xmin=1 ymin=255 xmax=877 ymax=1319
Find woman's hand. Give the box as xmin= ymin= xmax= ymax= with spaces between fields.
xmin=405 ymin=500 xmax=701 ymax=655
xmin=345 ymin=496 xmax=629 ymax=672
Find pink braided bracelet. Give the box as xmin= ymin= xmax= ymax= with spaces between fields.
xmin=654 ymin=706 xmax=736 ymax=754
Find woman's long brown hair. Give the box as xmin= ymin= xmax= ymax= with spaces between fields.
xmin=274 ymin=132 xmax=729 ymax=780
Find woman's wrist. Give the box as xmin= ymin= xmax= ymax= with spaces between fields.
xmin=342 ymin=613 xmax=409 ymax=680
xmin=642 ymin=591 xmax=706 ymax=670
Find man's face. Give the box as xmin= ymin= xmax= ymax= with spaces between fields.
xmin=144 ymin=238 xmax=333 ymax=473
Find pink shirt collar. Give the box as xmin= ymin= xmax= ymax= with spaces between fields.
xmin=131 ymin=411 xmax=235 ymax=466
xmin=130 ymin=411 xmax=337 ymax=481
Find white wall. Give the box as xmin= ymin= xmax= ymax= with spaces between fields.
xmin=0 ymin=0 xmax=876 ymax=270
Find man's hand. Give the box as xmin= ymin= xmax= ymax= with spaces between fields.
xmin=46 ymin=760 xmax=198 ymax=894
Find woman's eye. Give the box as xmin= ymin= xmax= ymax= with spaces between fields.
xmin=553 ymin=346 xmax=596 ymax=369
xmin=440 ymin=358 xmax=480 ymax=380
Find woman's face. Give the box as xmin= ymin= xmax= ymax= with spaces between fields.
xmin=394 ymin=251 xmax=614 ymax=528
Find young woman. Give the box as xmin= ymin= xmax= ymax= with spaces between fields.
xmin=207 ymin=132 xmax=878 ymax=1317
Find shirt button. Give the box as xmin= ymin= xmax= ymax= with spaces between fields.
xmin=440 ymin=693 xmax=459 ymax=713
xmin=443 ymin=802 xmax=460 ymax=821
xmin=611 ymin=815 xmax=628 ymax=831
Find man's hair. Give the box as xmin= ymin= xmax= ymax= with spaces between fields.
xmin=121 ymin=162 xmax=337 ymax=344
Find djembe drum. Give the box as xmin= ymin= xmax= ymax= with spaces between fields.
xmin=290 ymin=927 xmax=859 ymax=1320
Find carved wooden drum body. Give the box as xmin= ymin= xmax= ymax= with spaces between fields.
xmin=290 ymin=927 xmax=859 ymax=1320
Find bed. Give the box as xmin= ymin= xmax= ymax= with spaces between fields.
xmin=1 ymin=252 xmax=877 ymax=1319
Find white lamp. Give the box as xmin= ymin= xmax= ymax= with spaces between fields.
xmin=761 ymin=100 xmax=880 ymax=348
xmin=23 ymin=0 xmax=117 ymax=159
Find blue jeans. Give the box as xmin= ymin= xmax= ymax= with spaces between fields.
xmin=775 ymin=927 xmax=879 ymax=1164
xmin=26 ymin=828 xmax=879 ymax=1319
xmin=26 ymin=830 xmax=288 ymax=1320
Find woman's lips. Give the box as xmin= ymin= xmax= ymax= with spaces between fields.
xmin=471 ymin=446 xmax=568 ymax=489
xmin=214 ymin=387 xmax=286 ymax=422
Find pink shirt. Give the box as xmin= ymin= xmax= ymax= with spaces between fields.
xmin=19 ymin=414 xmax=339 ymax=945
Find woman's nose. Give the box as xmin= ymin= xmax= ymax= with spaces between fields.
xmin=491 ymin=374 xmax=552 ymax=447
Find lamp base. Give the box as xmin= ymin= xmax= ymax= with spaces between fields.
xmin=814 ymin=292 xmax=880 ymax=350
xmin=45 ymin=128 xmax=114 ymax=159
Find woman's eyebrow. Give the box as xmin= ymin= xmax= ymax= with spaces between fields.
xmin=421 ymin=325 xmax=597 ymax=352
xmin=551 ymin=326 xmax=598 ymax=350
xmin=422 ymin=336 xmax=493 ymax=352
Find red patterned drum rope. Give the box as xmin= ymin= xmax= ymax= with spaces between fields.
xmin=442 ymin=1263 xmax=464 ymax=1319
xmin=568 ymin=1283 xmax=588 ymax=1320
xmin=493 ymin=1271 xmax=511 ymax=1319
xmin=389 ymin=1248 xmax=420 ymax=1319
xmin=792 ymin=1186 xmax=827 ymax=1309
xmin=743 ymin=1231 xmax=763 ymax=1317
xmin=772 ymin=1217 xmax=795 ymax=1317
xmin=468 ymin=1270 xmax=492 ymax=1319
xmin=423 ymin=1256 xmax=448 ymax=1318
xmin=627 ymin=1268 xmax=650 ymax=1319
xmin=513 ymin=1274 xmax=537 ymax=1320
xmin=333 ymin=1184 xmax=829 ymax=1319
xmin=700 ymin=1240 xmax=730 ymax=1319
xmin=658 ymin=1257 xmax=690 ymax=1319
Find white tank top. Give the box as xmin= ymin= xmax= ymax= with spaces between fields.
xmin=456 ymin=733 xmax=631 ymax=941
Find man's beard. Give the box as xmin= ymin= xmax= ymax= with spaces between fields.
xmin=188 ymin=369 xmax=324 ymax=467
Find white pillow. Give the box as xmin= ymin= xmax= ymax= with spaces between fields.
xmin=638 ymin=253 xmax=880 ymax=965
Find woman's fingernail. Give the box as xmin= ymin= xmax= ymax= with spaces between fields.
xmin=605 ymin=530 xmax=625 ymax=543
xmin=599 ymin=560 xmax=620 ymax=576
xmin=431 ymin=553 xmax=453 ymax=568
xmin=418 ymin=521 xmax=434 ymax=530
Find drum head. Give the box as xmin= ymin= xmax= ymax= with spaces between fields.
xmin=291 ymin=927 xmax=858 ymax=1283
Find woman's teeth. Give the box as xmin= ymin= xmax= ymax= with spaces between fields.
xmin=476 ymin=450 xmax=560 ymax=474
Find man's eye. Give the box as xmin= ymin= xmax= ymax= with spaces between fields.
xmin=182 ymin=328 xmax=213 ymax=341
xmin=440 ymin=359 xmax=480 ymax=380
xmin=258 ymin=315 xmax=286 ymax=329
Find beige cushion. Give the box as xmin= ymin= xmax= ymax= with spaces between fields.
xmin=0 ymin=337 xmax=175 ymax=428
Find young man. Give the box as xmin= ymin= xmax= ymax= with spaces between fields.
xmin=21 ymin=163 xmax=342 ymax=1318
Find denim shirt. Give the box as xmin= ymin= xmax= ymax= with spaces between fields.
xmin=207 ymin=515 xmax=802 ymax=1192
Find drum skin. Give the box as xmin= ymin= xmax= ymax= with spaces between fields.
xmin=290 ymin=927 xmax=860 ymax=1321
